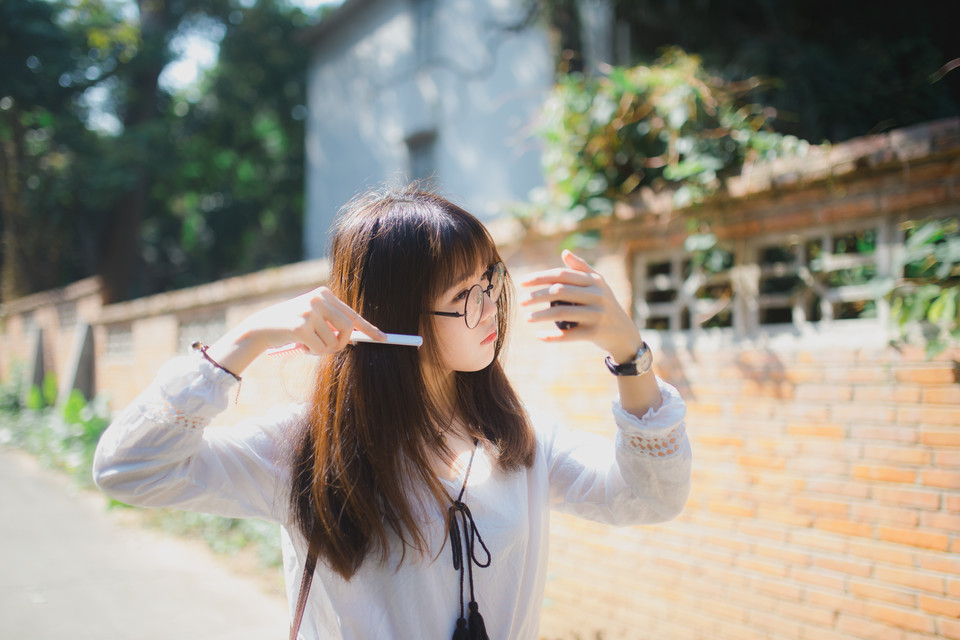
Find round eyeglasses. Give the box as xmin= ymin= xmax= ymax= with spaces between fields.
xmin=429 ymin=262 xmax=506 ymax=329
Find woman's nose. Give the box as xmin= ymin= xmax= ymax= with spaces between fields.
xmin=480 ymin=289 xmax=499 ymax=322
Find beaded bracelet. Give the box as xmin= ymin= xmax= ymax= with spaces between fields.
xmin=192 ymin=341 xmax=242 ymax=403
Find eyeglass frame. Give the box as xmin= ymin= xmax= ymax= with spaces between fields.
xmin=428 ymin=262 xmax=506 ymax=329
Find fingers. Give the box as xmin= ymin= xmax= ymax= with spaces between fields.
xmin=315 ymin=288 xmax=386 ymax=341
xmin=561 ymin=249 xmax=598 ymax=273
xmin=289 ymin=287 xmax=387 ymax=355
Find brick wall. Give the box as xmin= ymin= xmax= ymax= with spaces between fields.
xmin=514 ymin=118 xmax=960 ymax=640
xmin=1 ymin=119 xmax=958 ymax=639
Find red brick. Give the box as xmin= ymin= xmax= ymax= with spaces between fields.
xmin=921 ymin=430 xmax=960 ymax=447
xmin=895 ymin=366 xmax=958 ymax=384
xmin=784 ymin=368 xmax=822 ymax=383
xmin=924 ymin=385 xmax=960 ymax=404
xmin=796 ymin=384 xmax=854 ymax=402
xmin=687 ymin=402 xmax=723 ymax=415
xmin=737 ymin=454 xmax=787 ymax=470
xmin=737 ymin=522 xmax=787 ymax=542
xmin=862 ymin=444 xmax=931 ymax=465
xmin=883 ymin=184 xmax=951 ymax=213
xmin=847 ymin=540 xmax=916 ymax=566
xmin=917 ymin=552 xmax=960 ymax=574
xmin=821 ymin=196 xmax=878 ymax=222
xmin=695 ymin=434 xmax=745 ymax=448
xmin=849 ymin=580 xmax=915 ymax=606
xmin=850 ymin=503 xmax=919 ymax=527
xmin=850 ymin=425 xmax=918 ymax=444
xmin=777 ymin=600 xmax=836 ymax=626
xmin=942 ymin=618 xmax=960 ymax=640
xmin=789 ymin=530 xmax=848 ymax=553
xmin=864 ymin=602 xmax=935 ymax=633
xmin=948 ymin=494 xmax=960 ymax=511
xmin=922 ymin=470 xmax=960 ymax=489
xmin=831 ymin=404 xmax=896 ymax=423
xmin=951 ymin=579 xmax=960 ymax=599
xmin=854 ymin=384 xmax=922 ymax=403
xmin=878 ymin=526 xmax=950 ymax=551
xmin=731 ymin=401 xmax=778 ymax=419
xmin=814 ymin=518 xmax=873 ymax=538
xmin=875 ymin=566 xmax=946 ymax=593
xmin=919 ymin=511 xmax=960 ymax=532
xmin=935 ymin=449 xmax=960 ymax=466
xmin=737 ymin=555 xmax=789 ymax=577
xmin=899 ymin=405 xmax=960 ymax=426
xmin=786 ymin=422 xmax=846 ymax=438
xmin=793 ymin=497 xmax=849 ymax=517
xmin=806 ymin=478 xmax=871 ymax=499
xmin=836 ymin=613 xmax=902 ymax=640
xmin=750 ymin=575 xmax=804 ymax=600
xmin=813 ymin=554 xmax=872 ymax=578
xmin=753 ymin=542 xmax=811 ymax=566
xmin=873 ymin=486 xmax=942 ymax=510
xmin=792 ymin=568 xmax=846 ymax=592
xmin=918 ymin=594 xmax=960 ymax=618
xmin=851 ymin=464 xmax=917 ymax=484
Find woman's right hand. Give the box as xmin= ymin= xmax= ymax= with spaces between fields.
xmin=205 ymin=286 xmax=386 ymax=376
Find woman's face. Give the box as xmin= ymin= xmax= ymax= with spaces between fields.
xmin=428 ymin=264 xmax=500 ymax=375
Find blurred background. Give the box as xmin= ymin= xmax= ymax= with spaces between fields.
xmin=1 ymin=0 xmax=958 ymax=638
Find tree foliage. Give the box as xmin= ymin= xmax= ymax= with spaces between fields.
xmin=527 ymin=48 xmax=807 ymax=224
xmin=610 ymin=0 xmax=959 ymax=144
xmin=1 ymin=0 xmax=314 ymax=303
xmin=889 ymin=218 xmax=960 ymax=357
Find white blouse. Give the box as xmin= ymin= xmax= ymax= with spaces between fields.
xmin=93 ymin=352 xmax=691 ymax=639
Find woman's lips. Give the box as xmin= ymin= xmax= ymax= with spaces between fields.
xmin=481 ymin=328 xmax=497 ymax=345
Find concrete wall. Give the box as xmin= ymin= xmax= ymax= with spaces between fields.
xmin=301 ymin=0 xmax=555 ymax=258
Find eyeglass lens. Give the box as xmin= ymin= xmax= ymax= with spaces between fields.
xmin=465 ymin=263 xmax=505 ymax=328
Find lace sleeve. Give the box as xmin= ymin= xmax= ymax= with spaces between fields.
xmin=92 ymin=353 xmax=297 ymax=524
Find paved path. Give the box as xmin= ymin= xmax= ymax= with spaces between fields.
xmin=0 ymin=447 xmax=290 ymax=640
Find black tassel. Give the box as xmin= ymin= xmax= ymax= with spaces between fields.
xmin=467 ymin=601 xmax=489 ymax=640
xmin=452 ymin=617 xmax=469 ymax=640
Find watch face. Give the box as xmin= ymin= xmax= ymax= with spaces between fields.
xmin=637 ymin=344 xmax=653 ymax=373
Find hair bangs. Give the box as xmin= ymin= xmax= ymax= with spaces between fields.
xmin=428 ymin=211 xmax=501 ymax=297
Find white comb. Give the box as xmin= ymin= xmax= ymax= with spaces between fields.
xmin=265 ymin=331 xmax=422 ymax=356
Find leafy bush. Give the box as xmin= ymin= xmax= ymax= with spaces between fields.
xmin=889 ymin=217 xmax=960 ymax=356
xmin=0 ymin=375 xmax=111 ymax=484
xmin=526 ymin=47 xmax=808 ymax=224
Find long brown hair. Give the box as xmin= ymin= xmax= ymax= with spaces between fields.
xmin=290 ymin=186 xmax=535 ymax=579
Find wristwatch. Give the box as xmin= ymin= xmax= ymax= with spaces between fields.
xmin=604 ymin=341 xmax=653 ymax=376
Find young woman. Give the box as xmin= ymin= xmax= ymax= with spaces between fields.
xmin=93 ymin=186 xmax=691 ymax=640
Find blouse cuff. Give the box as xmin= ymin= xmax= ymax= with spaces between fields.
xmin=135 ymin=353 xmax=238 ymax=432
xmin=612 ymin=377 xmax=687 ymax=458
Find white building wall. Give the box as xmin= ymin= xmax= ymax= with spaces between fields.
xmin=303 ymin=0 xmax=556 ymax=258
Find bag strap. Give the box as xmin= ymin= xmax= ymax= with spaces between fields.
xmin=289 ymin=532 xmax=321 ymax=640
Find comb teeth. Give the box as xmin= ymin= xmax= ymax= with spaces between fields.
xmin=266 ymin=343 xmax=308 ymax=358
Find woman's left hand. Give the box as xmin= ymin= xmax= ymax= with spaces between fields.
xmin=519 ymin=250 xmax=643 ymax=364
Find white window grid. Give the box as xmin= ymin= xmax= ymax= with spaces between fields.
xmin=58 ymin=301 xmax=77 ymax=330
xmin=632 ymin=217 xmax=900 ymax=336
xmin=105 ymin=324 xmax=134 ymax=358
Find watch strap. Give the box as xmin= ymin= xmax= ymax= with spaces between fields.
xmin=605 ymin=341 xmax=653 ymax=376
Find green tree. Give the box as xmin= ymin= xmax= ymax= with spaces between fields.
xmin=142 ymin=0 xmax=311 ymax=292
xmin=1 ymin=0 xmax=314 ymax=303
xmin=610 ymin=0 xmax=959 ymax=143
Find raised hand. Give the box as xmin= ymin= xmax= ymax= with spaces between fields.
xmin=519 ymin=250 xmax=642 ymax=364
xmin=206 ymin=286 xmax=386 ymax=376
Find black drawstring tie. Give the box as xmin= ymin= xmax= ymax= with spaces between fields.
xmin=448 ymin=440 xmax=491 ymax=640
